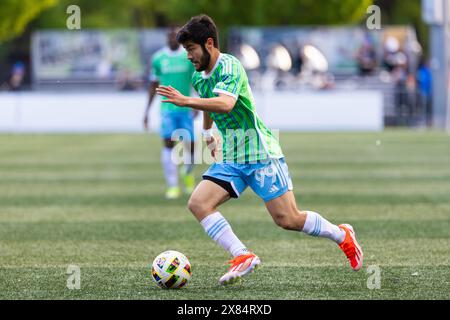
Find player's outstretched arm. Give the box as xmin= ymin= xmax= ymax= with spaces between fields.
xmin=156 ymin=85 xmax=236 ymax=113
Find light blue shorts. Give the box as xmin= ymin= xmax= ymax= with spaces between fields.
xmin=203 ymin=157 xmax=293 ymax=202
xmin=160 ymin=111 xmax=195 ymax=141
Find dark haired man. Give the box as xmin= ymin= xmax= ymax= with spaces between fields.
xmin=157 ymin=15 xmax=363 ymax=285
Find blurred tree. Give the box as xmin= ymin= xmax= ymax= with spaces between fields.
xmin=33 ymin=0 xmax=165 ymax=29
xmin=31 ymin=0 xmax=373 ymax=30
xmin=158 ymin=0 xmax=374 ymax=48
xmin=3 ymin=0 xmax=428 ymax=42
xmin=0 ymin=0 xmax=58 ymax=42
xmin=161 ymin=0 xmax=373 ymax=27
xmin=29 ymin=0 xmax=373 ymax=49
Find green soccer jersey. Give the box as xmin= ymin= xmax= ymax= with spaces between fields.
xmin=150 ymin=47 xmax=195 ymax=112
xmin=192 ymin=53 xmax=284 ymax=163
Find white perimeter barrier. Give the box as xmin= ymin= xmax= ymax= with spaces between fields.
xmin=0 ymin=91 xmax=383 ymax=133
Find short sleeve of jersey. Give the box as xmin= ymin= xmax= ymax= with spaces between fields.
xmin=149 ymin=54 xmax=161 ymax=82
xmin=212 ymin=59 xmax=243 ymax=100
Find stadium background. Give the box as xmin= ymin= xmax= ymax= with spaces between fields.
xmin=0 ymin=0 xmax=449 ymax=299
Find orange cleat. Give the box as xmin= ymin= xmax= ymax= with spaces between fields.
xmin=338 ymin=224 xmax=363 ymax=271
xmin=219 ymin=253 xmax=261 ymax=285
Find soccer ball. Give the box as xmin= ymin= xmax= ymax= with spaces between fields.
xmin=151 ymin=250 xmax=192 ymax=289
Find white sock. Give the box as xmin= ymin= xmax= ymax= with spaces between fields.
xmin=161 ymin=147 xmax=178 ymax=187
xmin=200 ymin=212 xmax=248 ymax=257
xmin=302 ymin=211 xmax=345 ymax=244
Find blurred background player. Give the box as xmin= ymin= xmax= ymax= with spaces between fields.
xmin=143 ymin=26 xmax=197 ymax=199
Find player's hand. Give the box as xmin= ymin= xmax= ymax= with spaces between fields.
xmin=206 ymin=135 xmax=220 ymax=160
xmin=156 ymin=85 xmax=188 ymax=107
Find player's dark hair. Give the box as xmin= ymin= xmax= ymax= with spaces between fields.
xmin=177 ymin=14 xmax=219 ymax=49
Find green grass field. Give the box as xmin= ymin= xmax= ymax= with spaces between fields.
xmin=0 ymin=130 xmax=449 ymax=299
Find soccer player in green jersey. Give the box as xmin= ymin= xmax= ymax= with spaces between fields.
xmin=157 ymin=15 xmax=363 ymax=285
xmin=144 ymin=26 xmax=197 ymax=199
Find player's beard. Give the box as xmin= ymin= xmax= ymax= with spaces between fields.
xmin=196 ymin=45 xmax=211 ymax=72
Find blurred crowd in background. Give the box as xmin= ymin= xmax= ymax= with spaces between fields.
xmin=0 ymin=0 xmax=434 ymax=127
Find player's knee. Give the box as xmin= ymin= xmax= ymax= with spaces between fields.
xmin=273 ymin=214 xmax=296 ymax=231
xmin=187 ymin=197 xmax=200 ymax=214
xmin=187 ymin=196 xmax=210 ymax=216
